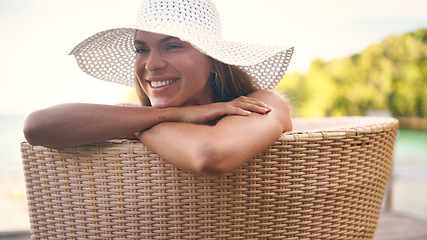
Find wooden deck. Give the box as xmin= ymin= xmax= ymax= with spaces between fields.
xmin=1 ymin=211 xmax=426 ymax=240
xmin=375 ymin=212 xmax=427 ymax=240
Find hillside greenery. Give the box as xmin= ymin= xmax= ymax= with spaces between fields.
xmin=275 ymin=28 xmax=427 ymax=118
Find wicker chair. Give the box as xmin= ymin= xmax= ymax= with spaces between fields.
xmin=21 ymin=116 xmax=398 ymax=239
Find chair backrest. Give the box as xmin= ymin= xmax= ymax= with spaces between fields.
xmin=21 ymin=117 xmax=398 ymax=239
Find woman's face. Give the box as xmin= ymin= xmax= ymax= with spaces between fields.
xmin=134 ymin=31 xmax=215 ymax=108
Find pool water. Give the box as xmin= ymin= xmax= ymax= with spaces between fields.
xmin=392 ymin=129 xmax=427 ymax=220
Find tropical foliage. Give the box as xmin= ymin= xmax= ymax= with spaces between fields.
xmin=275 ymin=28 xmax=427 ymax=118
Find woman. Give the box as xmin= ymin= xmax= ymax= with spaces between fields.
xmin=23 ymin=0 xmax=294 ymax=175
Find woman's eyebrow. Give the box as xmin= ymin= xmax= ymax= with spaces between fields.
xmin=133 ymin=36 xmax=180 ymax=45
xmin=160 ymin=36 xmax=179 ymax=43
xmin=134 ymin=39 xmax=146 ymax=45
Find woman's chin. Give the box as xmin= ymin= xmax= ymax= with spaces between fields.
xmin=150 ymin=99 xmax=179 ymax=108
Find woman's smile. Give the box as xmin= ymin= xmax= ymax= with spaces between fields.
xmin=146 ymin=75 xmax=180 ymax=91
xmin=148 ymin=78 xmax=178 ymax=88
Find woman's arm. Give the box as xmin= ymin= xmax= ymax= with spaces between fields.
xmin=23 ymin=103 xmax=177 ymax=148
xmin=138 ymin=90 xmax=292 ymax=175
xmin=23 ymin=98 xmax=269 ymax=149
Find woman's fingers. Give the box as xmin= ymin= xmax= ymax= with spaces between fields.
xmin=177 ymin=97 xmax=272 ymax=124
xmin=230 ymin=96 xmax=272 ymax=115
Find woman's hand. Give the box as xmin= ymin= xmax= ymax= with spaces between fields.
xmin=177 ymin=96 xmax=272 ymax=124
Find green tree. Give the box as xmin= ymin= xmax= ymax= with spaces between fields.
xmin=275 ymin=28 xmax=427 ymax=118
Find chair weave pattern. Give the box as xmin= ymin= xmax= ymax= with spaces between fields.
xmin=21 ymin=117 xmax=398 ymax=239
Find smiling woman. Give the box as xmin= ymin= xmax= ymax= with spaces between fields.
xmin=133 ymin=32 xmax=259 ymax=108
xmin=23 ymin=0 xmax=294 ymax=175
xmin=134 ymin=32 xmax=217 ymax=108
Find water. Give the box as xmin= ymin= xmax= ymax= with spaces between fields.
xmin=0 ymin=115 xmax=28 ymax=231
xmin=394 ymin=130 xmax=427 ymax=164
xmin=0 ymin=115 xmax=26 ymax=186
xmin=392 ymin=129 xmax=427 ymax=220
xmin=0 ymin=115 xmax=26 ymax=168
xmin=0 ymin=115 xmax=426 ymax=231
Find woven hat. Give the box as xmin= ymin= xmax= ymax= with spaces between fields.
xmin=69 ymin=0 xmax=294 ymax=90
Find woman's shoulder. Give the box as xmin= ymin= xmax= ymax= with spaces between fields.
xmin=249 ymin=90 xmax=292 ymax=131
xmin=248 ymin=90 xmax=289 ymax=106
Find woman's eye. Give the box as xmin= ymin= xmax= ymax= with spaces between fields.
xmin=135 ymin=48 xmax=148 ymax=53
xmin=167 ymin=44 xmax=182 ymax=50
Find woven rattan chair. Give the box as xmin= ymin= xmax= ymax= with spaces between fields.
xmin=21 ymin=116 xmax=398 ymax=239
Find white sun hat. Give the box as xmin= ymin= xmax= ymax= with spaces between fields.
xmin=69 ymin=0 xmax=294 ymax=90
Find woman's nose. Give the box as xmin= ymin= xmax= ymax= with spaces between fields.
xmin=145 ymin=50 xmax=166 ymax=72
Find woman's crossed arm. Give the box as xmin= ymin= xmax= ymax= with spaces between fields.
xmin=24 ymin=90 xmax=291 ymax=175
xmin=138 ymin=90 xmax=292 ymax=175
xmin=23 ymin=92 xmax=276 ymax=149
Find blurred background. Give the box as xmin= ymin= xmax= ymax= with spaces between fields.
xmin=0 ymin=0 xmax=426 ymax=235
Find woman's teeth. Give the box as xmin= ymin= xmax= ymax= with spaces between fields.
xmin=150 ymin=79 xmax=177 ymax=88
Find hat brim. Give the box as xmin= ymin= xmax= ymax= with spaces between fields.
xmin=69 ymin=25 xmax=294 ymax=90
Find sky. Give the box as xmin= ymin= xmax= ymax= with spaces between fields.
xmin=1 ymin=0 xmax=427 ymax=116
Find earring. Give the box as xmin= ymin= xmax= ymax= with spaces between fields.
xmin=212 ymin=72 xmax=218 ymax=81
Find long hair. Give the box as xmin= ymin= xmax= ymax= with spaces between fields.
xmin=134 ymin=59 xmax=258 ymax=106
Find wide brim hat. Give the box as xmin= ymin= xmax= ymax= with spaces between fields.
xmin=69 ymin=0 xmax=294 ymax=90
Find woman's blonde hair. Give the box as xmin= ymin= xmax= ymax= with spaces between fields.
xmin=135 ymin=59 xmax=258 ymax=106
